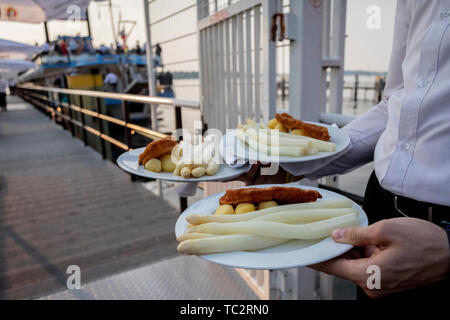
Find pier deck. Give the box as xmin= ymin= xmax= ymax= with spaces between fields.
xmin=0 ymin=99 xmax=180 ymax=299
xmin=0 ymin=98 xmax=256 ymax=300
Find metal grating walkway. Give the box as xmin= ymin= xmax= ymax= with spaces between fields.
xmin=0 ymin=98 xmax=258 ymax=300
xmin=0 ymin=100 xmax=180 ymax=299
xmin=40 ymin=255 xmax=258 ymax=300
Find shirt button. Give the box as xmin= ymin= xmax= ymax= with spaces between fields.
xmin=417 ymin=79 xmax=428 ymax=88
xmin=401 ymin=142 xmax=410 ymax=151
xmin=441 ymin=9 xmax=450 ymax=18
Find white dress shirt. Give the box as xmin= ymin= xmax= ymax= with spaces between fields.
xmin=104 ymin=73 xmax=118 ymax=85
xmin=68 ymin=39 xmax=78 ymax=51
xmin=0 ymin=79 xmax=8 ymax=93
xmin=283 ymin=0 xmax=450 ymax=206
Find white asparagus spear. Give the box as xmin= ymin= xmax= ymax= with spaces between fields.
xmin=246 ymin=129 xmax=311 ymax=148
xmin=256 ymin=130 xmax=320 ymax=155
xmin=186 ymin=199 xmax=353 ymax=225
xmin=238 ymin=122 xmax=335 ymax=152
xmin=177 ymin=234 xmax=289 ymax=255
xmin=253 ymin=208 xmax=359 ymax=223
xmin=257 ymin=129 xmax=308 ymax=146
xmin=176 ymin=232 xmax=216 ymax=242
xmin=189 ymin=213 xmax=359 ymax=239
xmin=276 ymin=131 xmax=336 ymax=152
xmin=305 ymin=146 xmax=319 ymax=155
xmin=236 ymin=129 xmax=305 ymax=157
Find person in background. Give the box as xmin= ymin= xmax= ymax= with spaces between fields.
xmin=103 ymin=69 xmax=118 ymax=92
xmin=8 ymin=79 xmax=16 ymax=96
xmin=98 ymin=44 xmax=110 ymax=55
xmin=155 ymin=43 xmax=161 ymax=57
xmin=82 ymin=39 xmax=94 ymax=54
xmin=41 ymin=41 xmax=50 ymax=55
xmin=154 ymin=43 xmax=162 ymax=67
xmin=115 ymin=42 xmax=124 ymax=54
xmin=68 ymin=38 xmax=79 ymax=55
xmin=0 ymin=76 xmax=8 ymax=112
xmin=54 ymin=40 xmax=61 ymax=55
xmin=60 ymin=39 xmax=68 ymax=56
xmin=134 ymin=40 xmax=142 ymax=54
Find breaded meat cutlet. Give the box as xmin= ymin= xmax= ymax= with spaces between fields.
xmin=275 ymin=113 xmax=331 ymax=141
xmin=138 ymin=137 xmax=178 ymax=165
xmin=219 ymin=187 xmax=322 ymax=205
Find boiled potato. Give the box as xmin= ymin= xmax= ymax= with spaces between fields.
xmin=291 ymin=128 xmax=305 ymax=136
xmin=144 ymin=158 xmax=161 ymax=172
xmin=258 ymin=201 xmax=278 ymax=210
xmin=160 ymin=154 xmax=176 ymax=172
xmin=191 ymin=166 xmax=206 ymax=178
xmin=274 ymin=123 xmax=289 ymax=133
xmin=173 ymin=168 xmax=181 ymax=176
xmin=267 ymin=118 xmax=279 ymax=129
xmin=176 ymin=159 xmax=198 ymax=170
xmin=195 ymin=162 xmax=208 ymax=168
xmin=215 ymin=204 xmax=235 ymax=215
xmin=186 ymin=163 xmax=197 ymax=170
xmin=235 ymin=203 xmax=256 ymax=214
xmin=176 ymin=160 xmax=187 ymax=170
xmin=171 ymin=144 xmax=183 ymax=161
xmin=206 ymin=163 xmax=219 ymax=176
xmin=180 ymin=167 xmax=191 ymax=178
xmin=181 ymin=160 xmax=199 ymax=170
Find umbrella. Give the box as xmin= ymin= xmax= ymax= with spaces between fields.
xmin=0 ymin=0 xmax=93 ymax=24
xmin=0 ymin=38 xmax=41 ymax=60
xmin=0 ymin=59 xmax=35 ymax=71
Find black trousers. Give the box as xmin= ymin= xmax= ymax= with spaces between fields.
xmin=0 ymin=92 xmax=6 ymax=110
xmin=358 ymin=171 xmax=449 ymax=301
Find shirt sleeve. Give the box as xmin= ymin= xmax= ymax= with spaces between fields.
xmin=281 ymin=0 xmax=410 ymax=178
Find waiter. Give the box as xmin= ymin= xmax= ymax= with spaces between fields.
xmin=0 ymin=76 xmax=8 ymax=112
xmin=103 ymin=69 xmax=119 ymax=92
xmin=242 ymin=0 xmax=450 ymax=299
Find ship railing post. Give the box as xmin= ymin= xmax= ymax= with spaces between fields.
xmin=66 ymin=93 xmax=75 ymax=137
xmin=79 ymin=95 xmax=88 ymax=146
xmin=174 ymin=104 xmax=187 ymax=213
xmin=174 ymin=105 xmax=182 ymax=133
xmin=122 ymin=100 xmax=135 ymax=182
xmin=95 ymin=97 xmax=107 ymax=160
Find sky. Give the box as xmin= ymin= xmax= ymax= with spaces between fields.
xmin=0 ymin=0 xmax=396 ymax=72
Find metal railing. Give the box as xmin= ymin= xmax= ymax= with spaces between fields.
xmin=16 ymin=84 xmax=201 ymax=211
xmin=17 ymin=84 xmax=199 ymax=151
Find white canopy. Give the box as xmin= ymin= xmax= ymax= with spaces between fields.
xmin=0 ymin=38 xmax=41 ymax=60
xmin=0 ymin=59 xmax=35 ymax=71
xmin=0 ymin=0 xmax=94 ymax=23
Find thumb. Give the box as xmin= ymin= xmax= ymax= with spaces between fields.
xmin=331 ymin=225 xmax=382 ymax=246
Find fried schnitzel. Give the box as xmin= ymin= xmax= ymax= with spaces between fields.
xmin=275 ymin=113 xmax=331 ymax=141
xmin=219 ymin=187 xmax=322 ymax=205
xmin=138 ymin=137 xmax=178 ymax=165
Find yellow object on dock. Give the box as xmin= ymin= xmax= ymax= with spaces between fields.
xmin=66 ymin=74 xmax=103 ymax=89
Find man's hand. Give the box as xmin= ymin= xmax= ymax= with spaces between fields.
xmin=310 ymin=217 xmax=450 ymax=298
xmin=238 ymin=163 xmax=304 ymax=186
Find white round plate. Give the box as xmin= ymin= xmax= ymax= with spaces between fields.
xmin=117 ymin=147 xmax=251 ymax=182
xmin=222 ymin=122 xmax=350 ymax=163
xmin=175 ymin=184 xmax=368 ymax=270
